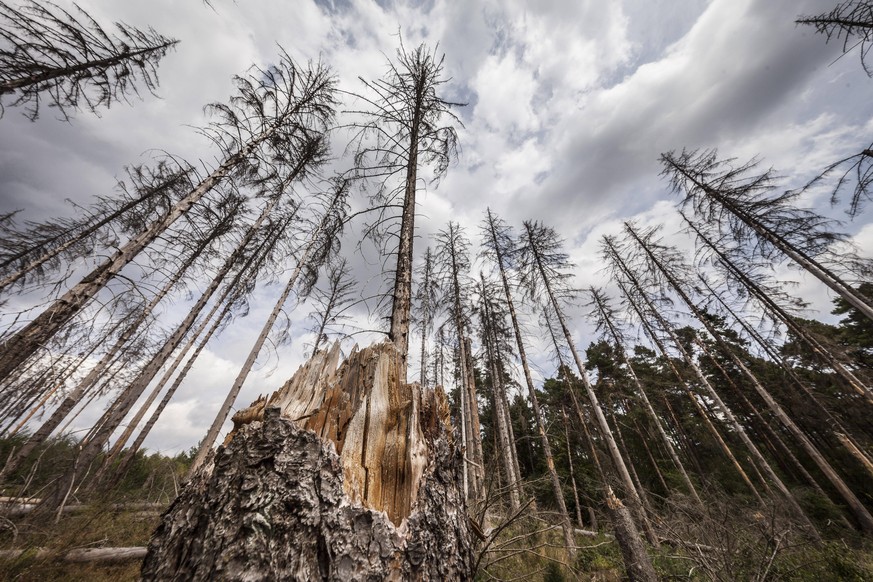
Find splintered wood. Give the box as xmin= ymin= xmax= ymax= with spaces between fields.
xmin=229 ymin=341 xmax=439 ymax=525
xmin=143 ymin=341 xmax=472 ymax=580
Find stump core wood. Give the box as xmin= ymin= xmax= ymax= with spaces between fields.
xmin=141 ymin=341 xmax=472 ymax=581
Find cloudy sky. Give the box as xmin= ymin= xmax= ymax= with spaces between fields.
xmin=2 ymin=0 xmax=872 ymax=454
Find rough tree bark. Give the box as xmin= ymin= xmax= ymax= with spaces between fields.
xmin=141 ymin=341 xmax=473 ymax=580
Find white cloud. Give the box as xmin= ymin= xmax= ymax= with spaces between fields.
xmin=3 ymin=0 xmax=873 ymax=454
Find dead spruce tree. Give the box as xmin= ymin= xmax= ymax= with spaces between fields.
xmin=0 ymin=0 xmax=178 ymax=120
xmin=142 ymin=43 xmax=472 ymax=580
xmin=518 ymin=220 xmax=659 ymax=549
xmin=624 ymin=222 xmax=873 ymax=536
xmin=0 ymin=52 xmax=337 ymax=387
xmin=475 ymin=271 xmax=523 ymax=511
xmin=92 ymin=192 xmax=307 ymax=482
xmin=0 ymin=192 xmax=243 ymax=482
xmin=661 ymin=149 xmax=873 ymax=323
xmin=679 ymin=210 xmax=873 ymax=405
xmin=0 ymin=161 xmax=194 ymax=295
xmin=796 ymin=1 xmax=873 ymax=218
xmin=433 ymin=222 xmax=485 ymax=507
xmin=798 ymin=1 xmax=873 ymax=76
xmin=586 ymin=286 xmax=704 ymax=508
xmin=615 ymin=225 xmax=822 ymax=539
xmin=479 ymin=209 xmax=576 ymax=555
xmin=93 ymin=201 xmax=305 ymax=483
xmin=349 ymin=41 xmax=460 ymax=377
xmin=696 ymin=272 xmax=873 ymax=478
xmin=102 ymin=215 xmax=294 ymax=485
xmin=541 ymin=307 xmax=658 ymax=582
xmin=601 ymin=234 xmax=768 ymax=505
xmin=414 ymin=247 xmax=440 ymax=387
xmin=306 ymin=257 xmax=358 ymax=357
xmin=188 ymin=180 xmax=350 ymax=475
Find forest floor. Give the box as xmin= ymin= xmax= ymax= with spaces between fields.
xmin=1 ymin=502 xmax=872 ymax=581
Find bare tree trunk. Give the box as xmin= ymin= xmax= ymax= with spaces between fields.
xmin=460 ymin=335 xmax=484 ymax=508
xmin=590 ymin=289 xmax=703 ymax=507
xmin=0 ymin=144 xmax=255 ymax=385
xmin=610 ymin=271 xmax=766 ymax=505
xmin=141 ymin=341 xmax=473 ymax=580
xmin=631 ymin=414 xmax=669 ymax=494
xmin=527 ymin=231 xmax=658 ymax=548
xmin=684 ymin=215 xmax=873 ymax=404
xmin=610 ymin=409 xmax=658 ymax=520
xmin=694 ymin=331 xmax=872 ymax=535
xmin=35 ymin=213 xmax=277 ymax=509
xmin=388 ymin=114 xmax=420 ymax=378
xmin=108 ymin=294 xmax=239 ymax=484
xmin=3 ymin=343 xmax=97 ymax=438
xmin=189 ymin=192 xmax=342 ymax=476
xmin=484 ymin=213 xmax=575 ymax=554
xmin=456 ymin=347 xmax=469 ymax=501
xmin=483 ymin=284 xmax=524 ymax=499
xmin=103 ymin=230 xmax=280 ymax=483
xmin=498 ymin=282 xmax=574 ymax=554
xmin=481 ymin=285 xmax=522 ymax=511
xmin=562 ymin=408 xmax=585 ymax=529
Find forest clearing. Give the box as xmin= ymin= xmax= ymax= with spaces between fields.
xmin=1 ymin=1 xmax=873 ymax=580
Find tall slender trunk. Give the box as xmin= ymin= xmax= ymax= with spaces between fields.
xmin=480 ymin=280 xmax=521 ymax=510
xmin=669 ymin=162 xmax=873 ymax=322
xmin=446 ymin=238 xmax=483 ymax=504
xmin=683 ymin=215 xmax=873 ymax=404
xmin=611 ymin=409 xmax=657 ymax=522
xmin=462 ymin=337 xmax=485 ymax=505
xmin=525 ymin=222 xmax=658 ymax=548
xmin=494 ymin=342 xmax=524 ymax=497
xmin=388 ymin=89 xmax=424 ymax=377
xmin=0 ymin=169 xmax=190 ymax=293
xmin=1 ymin=344 xmax=96 ymax=437
xmin=561 ymin=408 xmax=585 ymax=528
xmin=608 ymin=257 xmax=764 ymax=504
xmin=189 ymin=191 xmax=342 ymax=475
xmin=485 ymin=218 xmax=575 ymax=555
xmin=589 ymin=290 xmax=703 ymax=507
xmin=457 ymin=346 xmax=469 ymax=501
xmin=694 ymin=331 xmax=873 ymax=534
xmin=630 ymin=413 xmax=669 ymax=494
xmin=3 ymin=200 xmax=275 ymax=486
xmin=707 ymin=350 xmax=854 ymax=529
xmin=104 ymin=283 xmax=247 ymax=488
xmin=662 ymin=394 xmax=705 ymax=478
xmin=626 ymin=226 xmax=830 ymax=538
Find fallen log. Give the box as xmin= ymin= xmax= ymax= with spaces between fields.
xmin=142 ymin=341 xmax=473 ymax=580
xmin=0 ymin=546 xmax=147 ymax=563
xmin=0 ymin=501 xmax=166 ymax=517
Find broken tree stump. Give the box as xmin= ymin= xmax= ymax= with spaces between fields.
xmin=141 ymin=341 xmax=473 ymax=580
